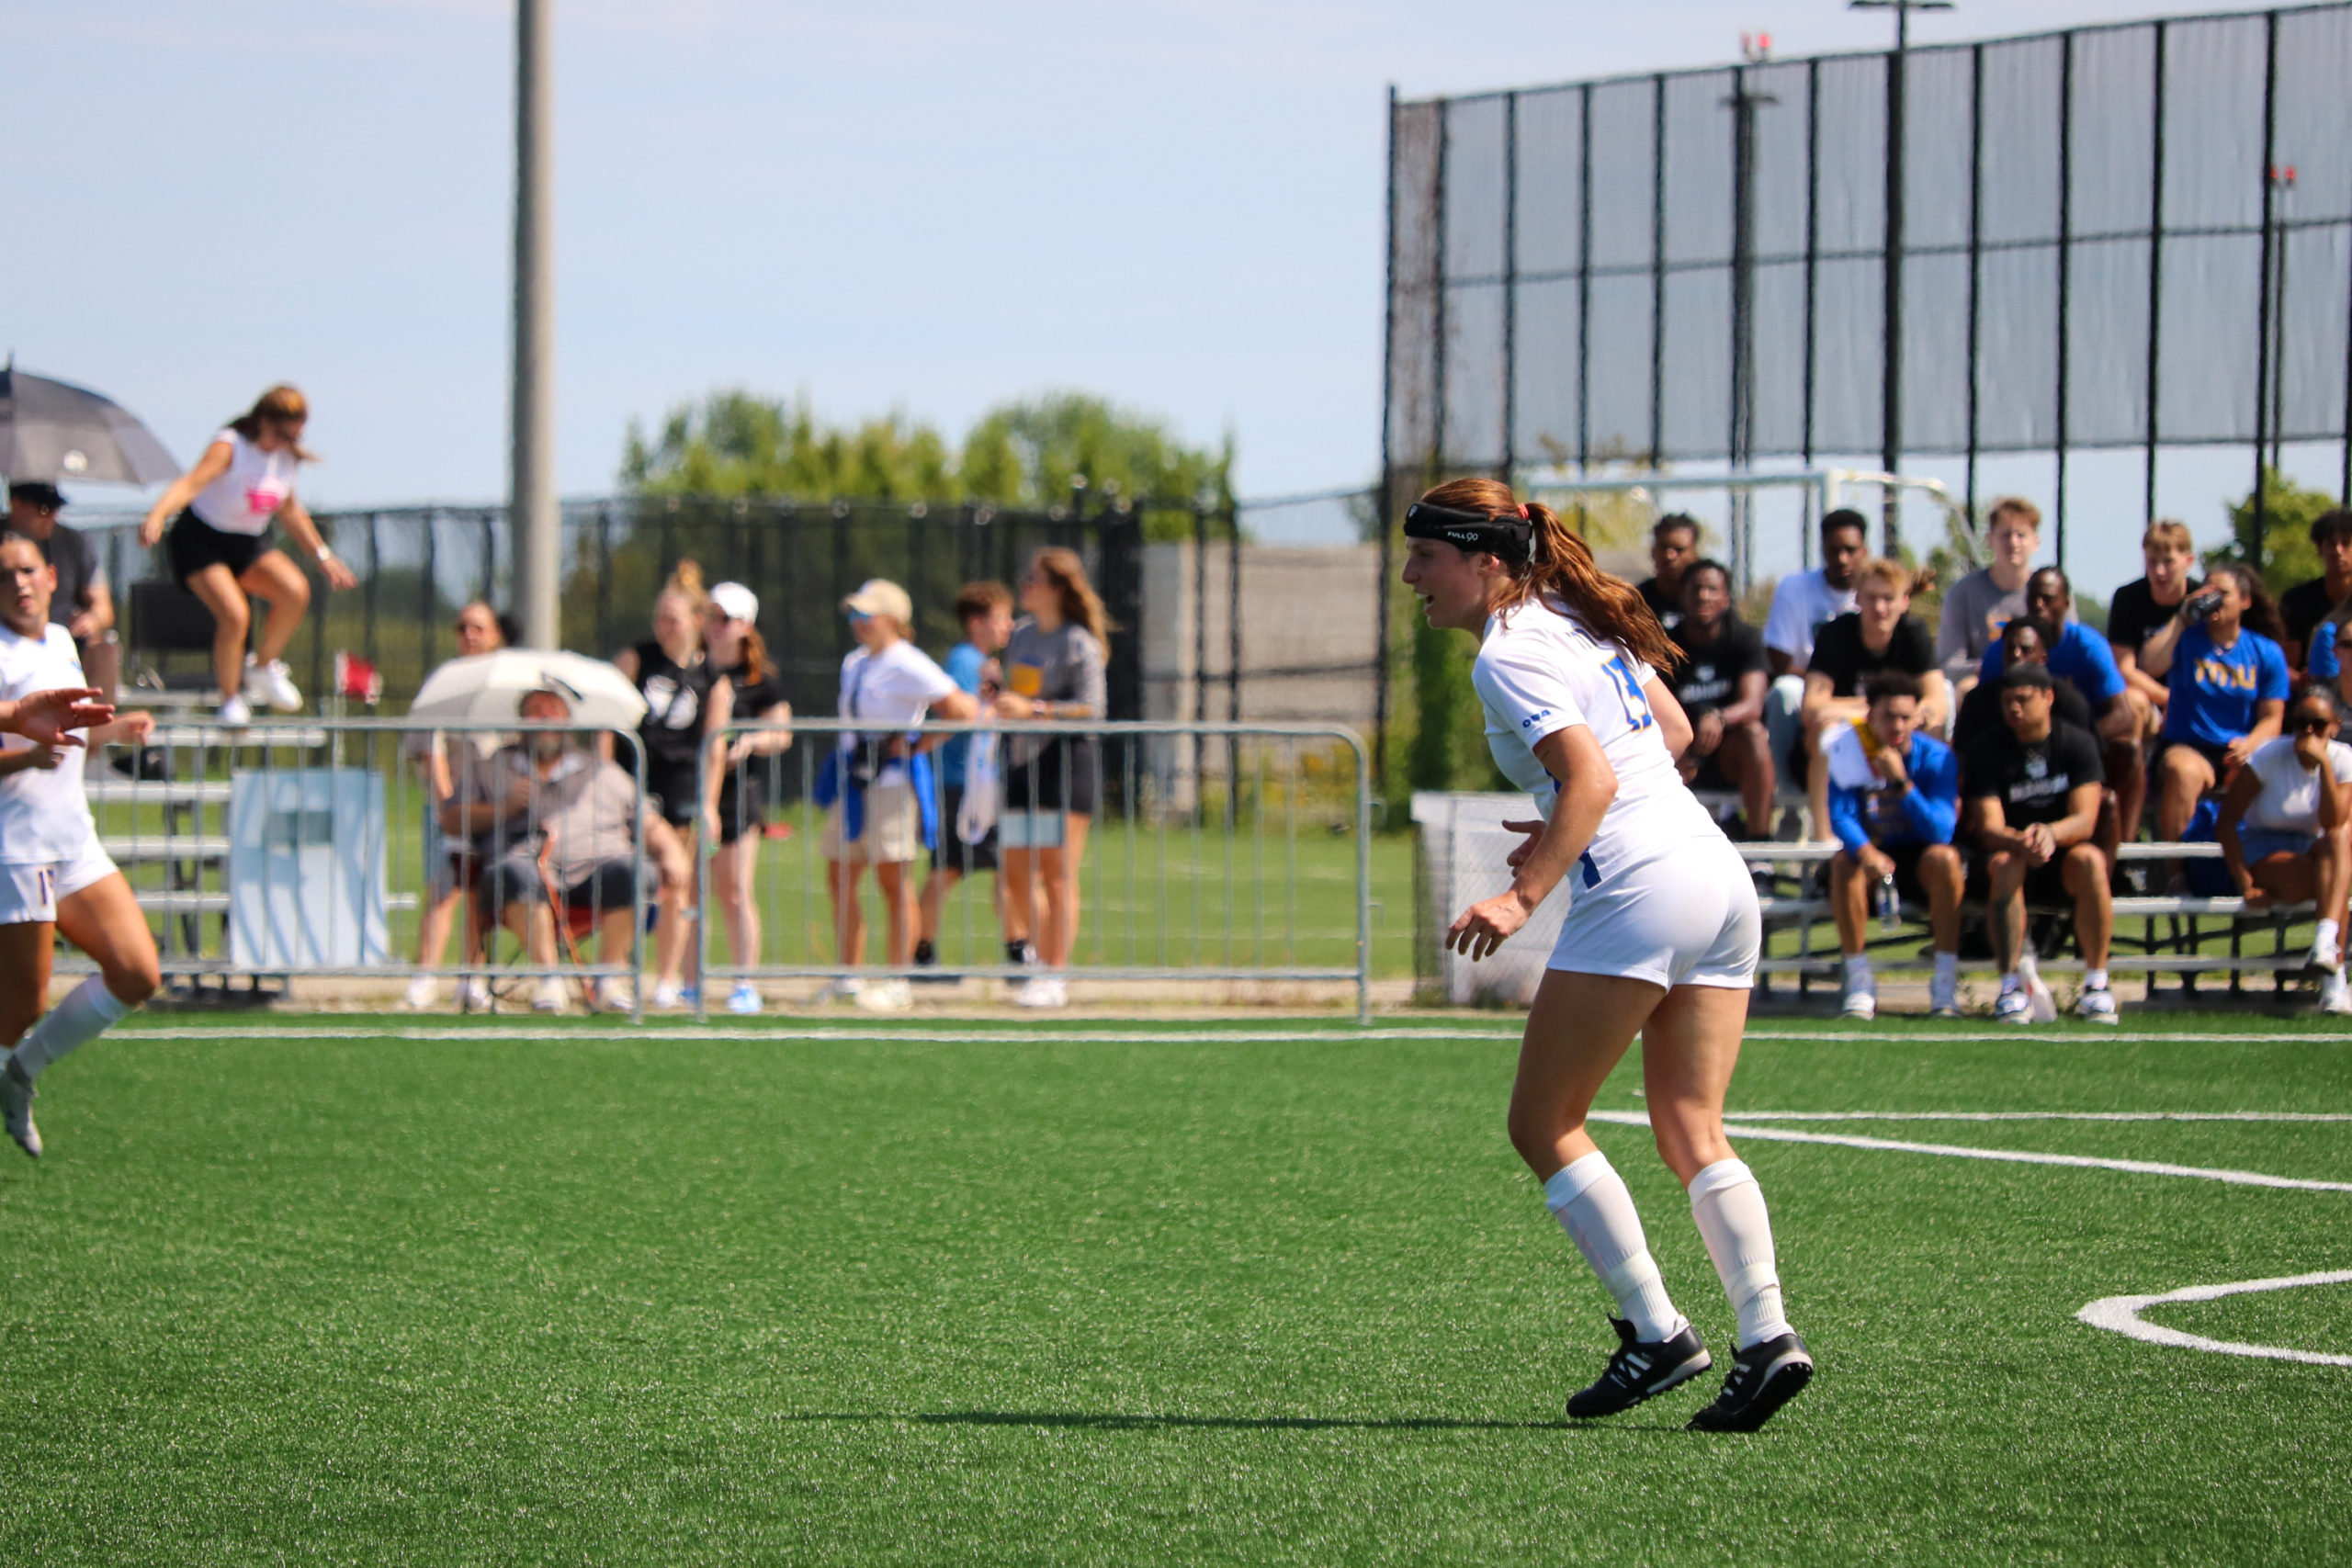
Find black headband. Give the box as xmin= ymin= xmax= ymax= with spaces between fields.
xmin=1402 ymin=501 xmax=1538 ymax=564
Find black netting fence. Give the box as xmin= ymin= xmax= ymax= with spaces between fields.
xmin=1385 ymin=4 xmax=2352 ymax=554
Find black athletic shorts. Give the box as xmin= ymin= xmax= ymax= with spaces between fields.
xmin=1001 ymin=737 xmax=1102 ymax=818
xmin=164 ymin=511 xmax=267 ymax=589
xmin=2158 ymin=735 xmax=2233 ymax=776
xmin=645 ymin=763 xmax=701 ymax=829
xmin=712 ymin=779 xmax=769 ymax=846
xmin=1848 ymin=840 xmax=1945 ymax=906
xmin=932 ymin=784 xmax=999 ymax=874
xmin=1966 ymin=850 xmax=2079 ymax=909
xmin=481 ymin=853 xmax=638 ymax=919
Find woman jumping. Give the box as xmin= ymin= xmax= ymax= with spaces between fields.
xmin=1401 ymin=477 xmax=1812 ymax=1432
xmin=138 ymin=385 xmax=357 ymax=727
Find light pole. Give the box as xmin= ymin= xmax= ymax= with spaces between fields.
xmin=511 ymin=0 xmax=559 ymax=650
xmin=1726 ymin=33 xmax=1779 ymax=596
xmin=1850 ymin=0 xmax=1953 ymax=558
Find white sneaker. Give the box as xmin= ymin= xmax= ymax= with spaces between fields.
xmin=401 ymin=974 xmax=437 ymax=1010
xmin=1839 ymin=989 xmax=1876 ymax=1021
xmin=1014 ymin=974 xmax=1069 ymax=1010
xmin=0 ymin=1061 xmax=40 ymax=1158
xmin=244 ymin=655 xmax=302 ymax=713
xmin=217 ymin=694 xmax=253 ymax=728
xmin=531 ymin=977 xmax=566 ymax=1013
xmin=2073 ymin=986 xmax=2120 ymax=1026
xmin=811 ymin=977 xmax=863 ymax=1006
xmin=650 ymin=981 xmax=685 ymax=1011
xmin=2310 ymin=942 xmax=2344 ymax=976
xmin=854 ymin=978 xmax=912 ymax=1012
xmin=727 ymin=983 xmax=763 ymax=1015
xmin=1994 ymin=987 xmax=2034 ymax=1026
xmin=594 ymin=977 xmax=635 ymax=1013
xmin=2322 ymin=971 xmax=2352 ymax=1016
xmin=458 ymin=976 xmax=492 ymax=1012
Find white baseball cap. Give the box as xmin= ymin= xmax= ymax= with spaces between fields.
xmin=710 ymin=581 xmax=759 ymax=623
xmin=842 ymin=579 xmax=914 ymax=626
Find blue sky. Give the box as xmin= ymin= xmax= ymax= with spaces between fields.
xmin=2 ymin=0 xmax=2293 ymax=591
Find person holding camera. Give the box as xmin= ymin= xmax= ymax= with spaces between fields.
xmin=2141 ymin=563 xmax=2290 ymax=849
xmin=818 ymin=580 xmax=979 ymax=1012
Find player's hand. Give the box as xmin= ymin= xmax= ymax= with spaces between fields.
xmin=1872 ymin=744 xmax=1910 ymax=788
xmin=2243 ymin=886 xmax=2274 ymax=909
xmin=1447 ymin=889 xmax=1532 ymax=963
xmin=2223 ymin=734 xmax=2258 ymax=768
xmin=322 ymin=555 xmax=360 ymax=592
xmin=2025 ymin=823 xmax=2056 ymax=864
xmin=1693 ymin=709 xmax=1723 ymax=756
xmin=19 ymin=743 xmax=62 ymax=773
xmin=138 ymin=513 xmax=166 ymax=548
xmin=993 ymin=693 xmax=1035 ymax=720
xmin=6 ymin=687 xmax=113 ymax=746
xmin=1860 ymin=843 xmax=1895 ymax=880
xmin=2294 ymin=729 xmax=2329 ymax=770
xmin=105 ymin=712 xmax=155 ymax=747
xmin=66 ymin=611 xmax=98 ymax=642
xmin=1501 ymin=818 xmax=1545 ymax=871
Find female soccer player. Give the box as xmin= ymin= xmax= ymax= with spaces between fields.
xmin=137 ymin=385 xmax=358 ymax=726
xmin=0 ymin=533 xmax=162 ymax=1157
xmin=1401 ymin=478 xmax=1811 ymax=1432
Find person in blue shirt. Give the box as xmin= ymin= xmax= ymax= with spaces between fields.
xmin=914 ymin=581 xmax=1014 ymax=976
xmin=2306 ymin=599 xmax=2348 ymax=684
xmin=1823 ymin=671 xmax=1964 ymax=1020
xmin=2143 ymin=561 xmax=2290 ymax=844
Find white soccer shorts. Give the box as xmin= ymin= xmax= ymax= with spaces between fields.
xmin=1547 ymin=833 xmax=1760 ymax=990
xmin=0 ymin=840 xmax=120 ymax=926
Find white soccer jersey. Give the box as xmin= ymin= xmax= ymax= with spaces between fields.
xmin=1473 ymin=596 xmax=1722 ymax=889
xmin=0 ymin=623 xmax=97 ymax=863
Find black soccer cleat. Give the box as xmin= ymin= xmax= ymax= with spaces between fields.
xmin=1565 ymin=1316 xmax=1713 ymax=1419
xmin=1686 ymin=1331 xmax=1814 ymax=1432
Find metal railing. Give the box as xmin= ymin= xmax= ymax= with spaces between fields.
xmin=76 ymin=717 xmax=650 ymax=1020
xmin=691 ymin=718 xmax=1375 ymax=1020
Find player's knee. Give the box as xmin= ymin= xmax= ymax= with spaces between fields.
xmin=212 ymin=595 xmax=250 ymax=638
xmin=106 ymin=953 xmax=160 ymax=1007
xmin=1505 ymin=1099 xmax=1572 ymax=1170
xmin=277 ymin=570 xmax=311 ymax=613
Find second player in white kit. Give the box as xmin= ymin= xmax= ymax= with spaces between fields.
xmin=1402 ymin=477 xmax=1812 ymax=1433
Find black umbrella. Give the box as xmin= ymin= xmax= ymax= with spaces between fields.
xmin=0 ymin=365 xmax=177 ymax=486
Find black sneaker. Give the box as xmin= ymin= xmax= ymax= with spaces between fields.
xmin=1565 ymin=1316 xmax=1713 ymax=1419
xmin=910 ymin=940 xmax=956 ymax=985
xmin=1686 ymin=1331 xmax=1814 ymax=1432
xmin=1005 ymin=939 xmax=1036 ymax=968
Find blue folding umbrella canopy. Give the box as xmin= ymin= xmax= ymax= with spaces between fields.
xmin=0 ymin=364 xmax=177 ymax=484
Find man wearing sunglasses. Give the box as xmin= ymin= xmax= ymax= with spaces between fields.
xmin=6 ymin=483 xmax=114 ymax=699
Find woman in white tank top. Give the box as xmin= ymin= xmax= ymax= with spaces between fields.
xmin=138 ymin=385 xmax=357 ymax=727
xmin=1401 ymin=477 xmax=1812 ymax=1433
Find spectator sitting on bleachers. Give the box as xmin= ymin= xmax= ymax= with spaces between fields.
xmin=2278 ymin=508 xmax=2352 ymax=671
xmin=1761 ymin=509 xmax=1869 ymax=817
xmin=1823 ymin=671 xmax=1963 ymax=1021
xmin=1953 ymin=616 xmax=2091 ymax=752
xmin=1976 ymin=566 xmax=2136 ymax=863
xmin=2311 ymin=593 xmax=2352 ymax=691
xmin=1667 ymin=558 xmax=1772 ymax=839
xmin=2141 ymin=561 xmax=2290 ymax=849
xmin=2215 ymin=682 xmax=2351 ymax=1014
xmin=1635 ymin=513 xmax=1700 ymax=632
xmin=2107 ymin=521 xmax=2200 ymax=841
xmin=1937 ymin=495 xmax=2039 ymax=688
xmin=478 ymin=686 xmax=690 ymax=1014
xmin=1800 ymin=557 xmax=1945 ymax=840
xmin=1963 ymin=663 xmax=2115 ymax=1025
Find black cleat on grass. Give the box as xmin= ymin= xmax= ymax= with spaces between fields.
xmin=1566 ymin=1316 xmax=1713 ymax=1419
xmin=1687 ymin=1331 xmax=1814 ymax=1432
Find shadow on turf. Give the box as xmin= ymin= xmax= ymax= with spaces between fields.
xmin=780 ymin=1411 xmax=1687 ymax=1433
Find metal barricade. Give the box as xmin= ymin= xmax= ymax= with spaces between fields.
xmin=691 ymin=718 xmax=1375 ymax=1021
xmin=74 ymin=717 xmax=651 ymax=1020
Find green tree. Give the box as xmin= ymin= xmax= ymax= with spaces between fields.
xmin=959 ymin=392 xmax=1231 ymax=513
xmin=2219 ymin=466 xmax=2338 ymax=597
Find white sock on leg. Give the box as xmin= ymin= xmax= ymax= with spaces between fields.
xmin=10 ymin=975 xmax=132 ymax=1082
xmin=1842 ymin=953 xmax=1874 ymax=995
xmin=2316 ymin=919 xmax=2342 ymax=966
xmin=1688 ymin=1157 xmax=1792 ymax=1349
xmin=1931 ymin=950 xmax=1958 ymax=1004
xmin=1544 ymin=1151 xmax=1687 ymax=1342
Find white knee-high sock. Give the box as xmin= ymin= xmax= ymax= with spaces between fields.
xmin=1543 ymin=1151 xmax=1686 ymax=1342
xmin=1688 ymin=1157 xmax=1791 ymax=1348
xmin=10 ymin=976 xmax=132 ymax=1082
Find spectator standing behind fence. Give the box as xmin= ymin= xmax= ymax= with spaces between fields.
xmin=2216 ymin=684 xmax=2352 ymax=1014
xmin=137 ymin=385 xmax=357 ymax=728
xmin=1760 ymin=509 xmax=1868 ymax=822
xmin=8 ymin=482 xmax=115 ymax=699
xmin=1938 ymin=496 xmax=2040 ymax=691
xmin=1822 ymin=672 xmax=1964 ymax=1021
xmin=1798 ymin=558 xmax=1944 ymax=840
xmin=1963 ymin=664 xmax=2116 ymax=1025
xmin=1953 ymin=616 xmax=2092 ymax=752
xmin=401 ymin=601 xmax=513 ymax=1012
xmin=916 ymin=581 xmax=1014 ymax=982
xmin=819 ymin=580 xmax=979 ymax=1012
xmin=2279 ymin=510 xmax=2352 ymax=671
xmin=1635 ymin=514 xmax=1700 ymax=632
xmin=479 ymin=687 xmax=689 ymax=1014
xmin=698 ymin=581 xmax=792 ymax=1017
xmin=2141 ymin=563 xmax=2290 ymax=855
xmin=995 ymin=549 xmax=1112 ymax=1011
xmin=1667 ymin=559 xmax=1773 ymax=840
xmin=2107 ymin=522 xmax=2200 ymax=842
xmin=615 ymin=562 xmax=717 ymax=1011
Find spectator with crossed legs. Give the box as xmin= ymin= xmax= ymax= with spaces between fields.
xmin=2142 ymin=562 xmax=2290 ymax=864
xmin=2215 ymin=682 xmax=2352 ymax=1014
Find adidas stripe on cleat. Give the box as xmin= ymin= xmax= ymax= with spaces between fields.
xmin=1565 ymin=1316 xmax=1713 ymax=1419
xmin=1687 ymin=1331 xmax=1814 ymax=1432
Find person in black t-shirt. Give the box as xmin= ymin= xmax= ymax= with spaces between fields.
xmin=615 ymin=562 xmax=720 ymax=1010
xmin=1667 ymin=558 xmax=1772 ymax=838
xmin=7 ymin=481 xmax=115 ymax=697
xmin=1634 ymin=513 xmax=1699 ymax=632
xmin=2106 ymin=520 xmax=2199 ymax=841
xmin=1962 ymin=664 xmax=2114 ymax=1024
xmin=1953 ymin=615 xmax=2091 ymax=751
xmin=699 ymin=581 xmax=795 ymax=1016
xmin=2279 ymin=508 xmax=2352 ymax=671
xmin=1799 ymin=558 xmax=1945 ymax=839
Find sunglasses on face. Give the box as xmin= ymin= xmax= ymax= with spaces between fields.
xmin=2293 ymin=714 xmax=2335 ymax=733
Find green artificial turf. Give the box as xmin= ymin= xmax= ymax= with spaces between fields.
xmin=3 ymin=1013 xmax=2349 ymax=1563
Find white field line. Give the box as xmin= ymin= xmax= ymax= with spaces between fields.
xmin=1586 ymin=1111 xmax=2352 ymax=1193
xmin=1727 ymin=1111 xmax=2352 ymax=1123
xmin=106 ymin=1024 xmax=2352 ymax=1046
xmin=2076 ymin=1271 xmax=2352 ymax=1368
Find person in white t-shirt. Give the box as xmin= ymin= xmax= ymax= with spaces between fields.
xmin=1402 ymin=477 xmax=1809 ymax=1435
xmin=2215 ymin=683 xmax=2352 ymax=1012
xmin=137 ymin=385 xmax=358 ymax=728
xmin=0 ymin=533 xmax=162 ymax=1157
xmin=819 ymin=580 xmax=979 ymax=1013
xmin=1760 ymin=510 xmax=1869 ymax=815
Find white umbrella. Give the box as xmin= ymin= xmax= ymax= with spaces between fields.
xmin=406 ymin=649 xmax=647 ymax=733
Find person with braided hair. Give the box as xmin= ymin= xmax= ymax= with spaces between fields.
xmin=1402 ymin=477 xmax=1811 ymax=1434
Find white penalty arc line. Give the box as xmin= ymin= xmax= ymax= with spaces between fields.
xmin=2075 ymin=1272 xmax=2352 ymax=1368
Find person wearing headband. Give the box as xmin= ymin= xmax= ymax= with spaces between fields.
xmin=1404 ymin=477 xmax=1810 ymax=1434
